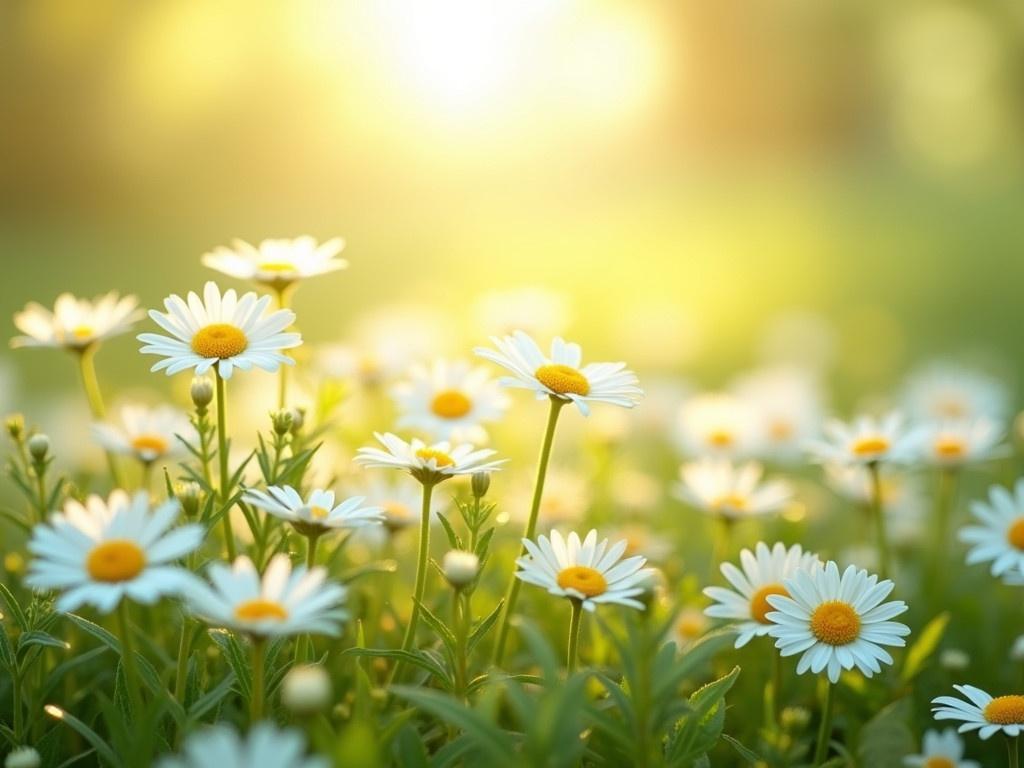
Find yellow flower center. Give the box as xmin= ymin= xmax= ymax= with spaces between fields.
xmin=430 ymin=390 xmax=473 ymax=419
xmin=556 ymin=565 xmax=608 ymax=597
xmin=809 ymin=600 xmax=861 ymax=645
xmin=234 ymin=598 xmax=289 ymax=622
xmin=1007 ymin=518 xmax=1024 ymax=550
xmin=382 ymin=501 xmax=412 ymax=521
xmin=535 ymin=364 xmax=590 ymax=396
xmin=712 ymin=493 xmax=748 ymax=512
xmin=258 ymin=261 xmax=297 ymax=273
xmin=934 ymin=436 xmax=965 ymax=458
xmin=851 ymin=435 xmax=890 ymax=458
xmin=768 ymin=421 xmax=793 ymax=441
xmin=309 ymin=505 xmax=329 ymax=520
xmin=416 ymin=448 xmax=454 ymax=468
xmin=935 ymin=398 xmax=967 ymax=419
xmin=131 ymin=434 xmax=169 ymax=456
xmin=676 ymin=612 xmax=707 ymax=639
xmin=923 ymin=759 xmax=955 ymax=768
xmin=750 ymin=584 xmax=788 ymax=624
xmin=86 ymin=540 xmax=147 ymax=583
xmin=707 ymin=429 xmax=735 ymax=448
xmin=70 ymin=325 xmax=94 ymax=340
xmin=984 ymin=695 xmax=1024 ymax=725
xmin=191 ymin=323 xmax=248 ymax=359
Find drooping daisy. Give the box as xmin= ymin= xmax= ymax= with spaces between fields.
xmin=157 ymin=721 xmax=328 ymax=768
xmin=675 ymin=458 xmax=793 ymax=520
xmin=182 ymin=554 xmax=347 ymax=638
xmin=674 ymin=393 xmax=761 ymax=458
xmin=201 ymin=236 xmax=347 ymax=291
xmin=138 ymin=281 xmax=301 ymax=379
xmin=354 ymin=432 xmax=505 ymax=485
xmin=932 ymin=685 xmax=1024 ymax=739
xmin=243 ymin=486 xmax=384 ymax=535
xmin=91 ymin=404 xmax=193 ymax=464
xmin=916 ymin=417 xmax=1006 ymax=467
xmin=730 ymin=366 xmax=826 ymax=463
xmin=765 ymin=560 xmax=911 ymax=683
xmin=26 ymin=491 xmax=203 ymax=613
xmin=515 ymin=529 xmax=652 ymax=612
xmin=391 ymin=359 xmax=509 ymax=442
xmin=474 ymin=331 xmax=643 ymax=416
xmin=959 ymin=480 xmax=1024 ymax=580
xmin=805 ymin=412 xmax=920 ymax=467
xmin=11 ymin=292 xmax=142 ymax=351
xmin=903 ymin=728 xmax=978 ymax=768
xmin=704 ymin=542 xmax=819 ymax=648
xmin=903 ymin=362 xmax=1009 ymax=423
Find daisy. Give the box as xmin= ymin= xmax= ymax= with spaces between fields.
xmin=26 ymin=491 xmax=203 ymax=613
xmin=903 ymin=362 xmax=1009 ymax=423
xmin=157 ymin=722 xmax=328 ymax=768
xmin=959 ymin=480 xmax=1024 ymax=579
xmin=515 ymin=529 xmax=652 ymax=613
xmin=730 ymin=366 xmax=825 ymax=463
xmin=903 ymin=728 xmax=979 ymax=768
xmin=474 ymin=330 xmax=643 ymax=416
xmin=805 ymin=412 xmax=920 ymax=466
xmin=201 ymin=236 xmax=347 ymax=291
xmin=932 ymin=685 xmax=1024 ymax=739
xmin=703 ymin=542 xmax=819 ymax=648
xmin=674 ymin=393 xmax=761 ymax=458
xmin=765 ymin=560 xmax=911 ymax=683
xmin=391 ymin=359 xmax=509 ymax=442
xmin=354 ymin=432 xmax=505 ymax=485
xmin=243 ymin=486 xmax=384 ymax=536
xmin=138 ymin=281 xmax=301 ymax=380
xmin=916 ymin=417 xmax=1006 ymax=467
xmin=11 ymin=292 xmax=142 ymax=350
xmin=182 ymin=554 xmax=347 ymax=638
xmin=675 ymin=458 xmax=793 ymax=520
xmin=91 ymin=404 xmax=193 ymax=464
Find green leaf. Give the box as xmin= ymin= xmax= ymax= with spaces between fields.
xmin=413 ymin=599 xmax=456 ymax=656
xmin=342 ymin=647 xmax=453 ymax=689
xmin=45 ymin=704 xmax=121 ymax=767
xmin=467 ymin=598 xmax=504 ymax=653
xmin=667 ymin=666 xmax=741 ymax=763
xmin=901 ymin=612 xmax=949 ymax=682
xmin=65 ymin=613 xmax=120 ymax=654
xmin=436 ymin=512 xmax=462 ymax=550
xmin=857 ymin=697 xmax=915 ymax=768
xmin=188 ymin=673 xmax=236 ymax=722
xmin=18 ymin=629 xmax=71 ymax=654
xmin=721 ymin=733 xmax=761 ymax=764
xmin=0 ymin=583 xmax=29 ymax=630
xmin=207 ymin=629 xmax=251 ymax=701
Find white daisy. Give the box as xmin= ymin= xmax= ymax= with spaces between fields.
xmin=916 ymin=417 xmax=1006 ymax=467
xmin=138 ymin=281 xmax=301 ymax=380
xmin=11 ymin=292 xmax=142 ymax=350
xmin=391 ymin=359 xmax=509 ymax=442
xmin=26 ymin=491 xmax=203 ymax=613
xmin=730 ymin=366 xmax=826 ymax=463
xmin=355 ymin=475 xmax=443 ymax=534
xmin=243 ymin=486 xmax=384 ymax=536
xmin=201 ymin=236 xmax=347 ymax=290
xmin=515 ymin=529 xmax=652 ymax=612
xmin=675 ymin=458 xmax=793 ymax=520
xmin=91 ymin=404 xmax=194 ymax=464
xmin=354 ymin=432 xmax=505 ymax=484
xmin=805 ymin=412 xmax=920 ymax=466
xmin=157 ymin=721 xmax=328 ymax=768
xmin=903 ymin=728 xmax=978 ymax=768
xmin=182 ymin=554 xmax=347 ymax=638
xmin=903 ymin=362 xmax=1009 ymax=422
xmin=765 ymin=560 xmax=911 ymax=683
xmin=703 ymin=542 xmax=820 ymax=648
xmin=674 ymin=393 xmax=762 ymax=457
xmin=959 ymin=480 xmax=1024 ymax=579
xmin=474 ymin=330 xmax=642 ymax=416
xmin=932 ymin=685 xmax=1024 ymax=740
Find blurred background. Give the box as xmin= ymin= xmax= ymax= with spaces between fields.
xmin=2 ymin=0 xmax=1024 ymax=410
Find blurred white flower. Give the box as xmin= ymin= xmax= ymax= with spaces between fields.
xmin=806 ymin=412 xmax=919 ymax=467
xmin=674 ymin=393 xmax=762 ymax=458
xmin=916 ymin=417 xmax=1006 ymax=467
xmin=675 ymin=458 xmax=792 ymax=520
xmin=959 ymin=480 xmax=1024 ymax=580
xmin=92 ymin=403 xmax=194 ymax=464
xmin=903 ymin=728 xmax=978 ymax=768
xmin=731 ymin=366 xmax=826 ymax=464
xmin=157 ymin=721 xmax=327 ymax=768
xmin=903 ymin=362 xmax=1009 ymax=423
xmin=12 ymin=292 xmax=142 ymax=351
xmin=202 ymin=236 xmax=347 ymax=290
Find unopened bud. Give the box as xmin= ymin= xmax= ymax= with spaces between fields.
xmin=27 ymin=434 xmax=50 ymax=462
xmin=271 ymin=409 xmax=294 ymax=436
xmin=5 ymin=413 xmax=24 ymax=440
xmin=442 ymin=550 xmax=479 ymax=589
xmin=175 ymin=481 xmax=202 ymax=518
xmin=5 ymin=746 xmax=41 ymax=768
xmin=471 ymin=471 xmax=490 ymax=499
xmin=281 ymin=664 xmax=332 ymax=715
xmin=190 ymin=377 xmax=214 ymax=409
xmin=289 ymin=406 xmax=306 ymax=434
xmin=940 ymin=648 xmax=970 ymax=671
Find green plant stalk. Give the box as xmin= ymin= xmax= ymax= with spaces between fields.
xmin=710 ymin=514 xmax=733 ymax=582
xmin=766 ymin=646 xmax=782 ymax=732
xmin=77 ymin=345 xmax=126 ymax=488
xmin=32 ymin=460 xmax=47 ymax=525
xmin=1009 ymin=735 xmax=1020 ymax=768
xmin=813 ymin=678 xmax=835 ymax=766
xmin=453 ymin=589 xmax=469 ymax=701
xmin=250 ymin=637 xmax=266 ymax=722
xmin=931 ymin=468 xmax=958 ymax=597
xmin=117 ymin=601 xmax=143 ymax=715
xmin=173 ymin=618 xmax=191 ymax=707
xmin=215 ymin=370 xmax=237 ymax=561
xmin=391 ymin=480 xmax=436 ymax=682
xmin=11 ymin=667 xmax=23 ymax=743
xmin=867 ymin=461 xmax=890 ymax=580
xmin=273 ymin=286 xmax=292 ymax=410
xmin=293 ymin=534 xmax=321 ymax=664
xmin=493 ymin=397 xmax=566 ymax=664
xmin=566 ymin=598 xmax=584 ymax=674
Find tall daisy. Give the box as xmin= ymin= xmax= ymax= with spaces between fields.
xmin=675 ymin=459 xmax=793 ymax=521
xmin=917 ymin=417 xmax=1006 ymax=467
xmin=11 ymin=291 xmax=141 ymax=352
xmin=391 ymin=359 xmax=509 ymax=442
xmin=674 ymin=392 xmax=761 ymax=458
xmin=201 ymin=236 xmax=346 ymax=292
xmin=903 ymin=362 xmax=1009 ymax=423
xmin=730 ymin=366 xmax=825 ymax=463
xmin=516 ymin=529 xmax=652 ymax=671
xmin=903 ymin=728 xmax=978 ymax=768
xmin=933 ymin=684 xmax=1024 ymax=740
xmin=959 ymin=480 xmax=1024 ymax=581
xmin=157 ymin=722 xmax=328 ymax=768
xmin=91 ymin=403 xmax=193 ymax=475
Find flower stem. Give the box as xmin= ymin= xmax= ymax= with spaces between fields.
xmin=710 ymin=514 xmax=733 ymax=582
xmin=931 ymin=468 xmax=958 ymax=598
xmin=493 ymin=397 xmax=566 ymax=665
xmin=274 ymin=286 xmax=291 ymax=410
xmin=813 ymin=678 xmax=835 ymax=766
xmin=215 ymin=370 xmax=236 ymax=561
xmin=77 ymin=345 xmax=125 ymax=488
xmin=1009 ymin=736 xmax=1020 ymax=768
xmin=391 ymin=480 xmax=436 ymax=682
xmin=116 ymin=601 xmax=143 ymax=715
xmin=250 ymin=637 xmax=266 ymax=722
xmin=453 ymin=589 xmax=469 ymax=701
xmin=867 ymin=461 xmax=890 ymax=580
xmin=766 ymin=646 xmax=782 ymax=731
xmin=566 ymin=598 xmax=584 ymax=675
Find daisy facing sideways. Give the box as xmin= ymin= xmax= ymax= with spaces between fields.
xmin=703 ymin=542 xmax=819 ymax=648
xmin=157 ymin=721 xmax=327 ymax=768
xmin=916 ymin=417 xmax=1006 ymax=467
xmin=932 ymin=684 xmax=1024 ymax=740
xmin=675 ymin=458 xmax=793 ymax=520
xmin=355 ymin=432 xmax=505 ymax=485
xmin=391 ymin=358 xmax=509 ymax=442
xmin=474 ymin=330 xmax=643 ymax=415
xmin=91 ymin=403 xmax=193 ymax=464
xmin=182 ymin=554 xmax=347 ymax=638
xmin=138 ymin=281 xmax=301 ymax=379
xmin=959 ymin=480 xmax=1024 ymax=580
xmin=903 ymin=728 xmax=978 ymax=768
xmin=11 ymin=291 xmax=142 ymax=351
xmin=26 ymin=491 xmax=203 ymax=613
xmin=515 ymin=529 xmax=652 ymax=612
xmin=201 ymin=236 xmax=347 ymax=292
xmin=765 ymin=560 xmax=911 ymax=683
xmin=903 ymin=362 xmax=1009 ymax=423
xmin=805 ymin=412 xmax=919 ymax=467
xmin=243 ymin=486 xmax=384 ymax=536
xmin=674 ymin=392 xmax=761 ymax=458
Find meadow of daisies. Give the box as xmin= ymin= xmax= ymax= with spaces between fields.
xmin=0 ymin=238 xmax=1021 ymax=768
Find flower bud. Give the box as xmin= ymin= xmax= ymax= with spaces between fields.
xmin=190 ymin=377 xmax=214 ymax=409
xmin=271 ymin=409 xmax=294 ymax=436
xmin=289 ymin=406 xmax=306 ymax=433
xmin=780 ymin=706 xmax=811 ymax=731
xmin=442 ymin=550 xmax=479 ymax=589
xmin=471 ymin=471 xmax=491 ymax=499
xmin=175 ymin=481 xmax=202 ymax=518
xmin=5 ymin=413 xmax=24 ymax=441
xmin=5 ymin=747 xmax=41 ymax=768
xmin=281 ymin=664 xmax=332 ymax=715
xmin=27 ymin=434 xmax=50 ymax=462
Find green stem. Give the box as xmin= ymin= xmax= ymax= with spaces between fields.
xmin=11 ymin=668 xmax=23 ymax=743
xmin=274 ymin=287 xmax=291 ymax=410
xmin=250 ymin=638 xmax=266 ymax=722
xmin=767 ymin=647 xmax=782 ymax=731
xmin=306 ymin=533 xmax=320 ymax=570
xmin=493 ymin=397 xmax=566 ymax=665
xmin=453 ymin=589 xmax=468 ymax=701
xmin=813 ymin=678 xmax=835 ymax=765
xmin=116 ymin=601 xmax=143 ymax=715
xmin=867 ymin=462 xmax=890 ymax=579
xmin=391 ymin=480 xmax=436 ymax=682
xmin=1009 ymin=735 xmax=1020 ymax=768
xmin=173 ymin=616 xmax=191 ymax=709
xmin=77 ymin=346 xmax=125 ymax=488
xmin=931 ymin=468 xmax=958 ymax=597
xmin=710 ymin=514 xmax=733 ymax=582
xmin=33 ymin=462 xmax=47 ymax=525
xmin=215 ymin=370 xmax=237 ymax=561
xmin=141 ymin=460 xmax=154 ymax=495
xmin=566 ymin=598 xmax=583 ymax=675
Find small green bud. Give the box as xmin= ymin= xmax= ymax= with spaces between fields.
xmin=471 ymin=471 xmax=491 ymax=499
xmin=271 ymin=409 xmax=294 ymax=436
xmin=175 ymin=480 xmax=202 ymax=518
xmin=289 ymin=406 xmax=306 ymax=434
xmin=5 ymin=413 xmax=24 ymax=441
xmin=190 ymin=377 xmax=214 ymax=409
xmin=27 ymin=434 xmax=50 ymax=462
